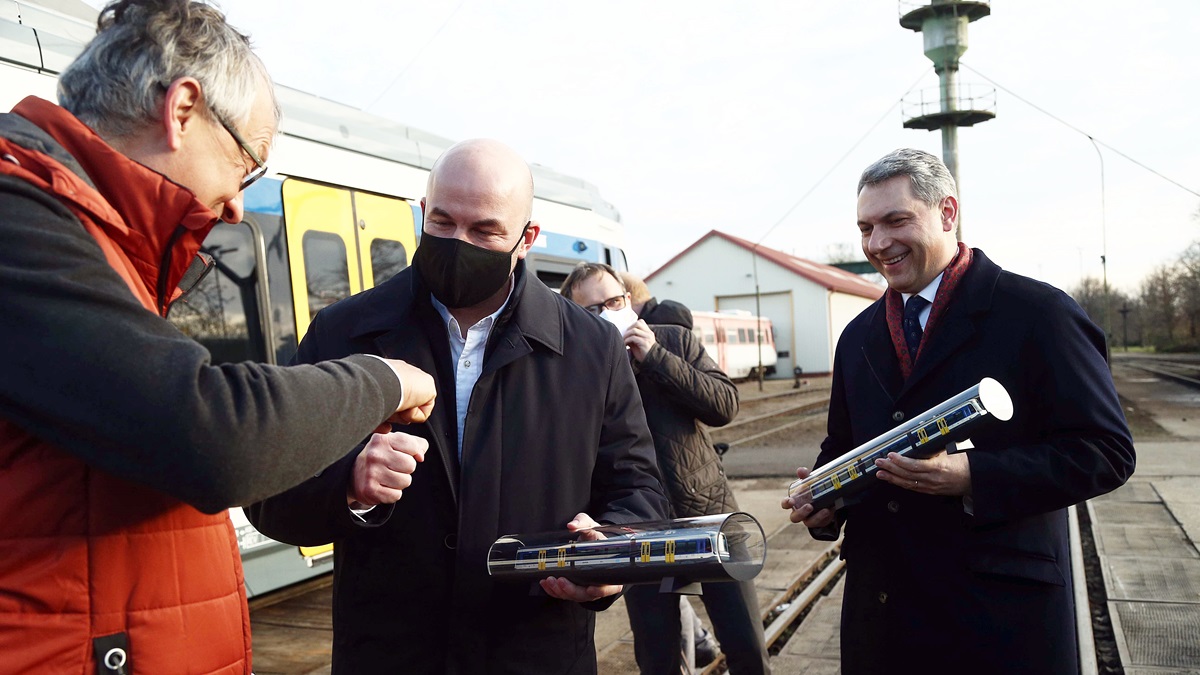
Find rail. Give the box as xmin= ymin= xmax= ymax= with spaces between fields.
xmin=1125 ymin=360 xmax=1200 ymax=389
xmin=699 ymin=538 xmax=843 ymax=674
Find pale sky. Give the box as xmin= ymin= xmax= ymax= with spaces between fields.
xmin=87 ymin=0 xmax=1200 ymax=295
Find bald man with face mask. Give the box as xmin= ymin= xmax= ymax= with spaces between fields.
xmin=248 ymin=139 xmax=669 ymax=674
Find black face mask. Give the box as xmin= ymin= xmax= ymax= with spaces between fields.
xmin=412 ymin=224 xmax=528 ymax=308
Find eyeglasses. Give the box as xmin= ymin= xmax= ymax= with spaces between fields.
xmin=215 ymin=113 xmax=267 ymax=191
xmin=583 ymin=294 xmax=627 ymax=315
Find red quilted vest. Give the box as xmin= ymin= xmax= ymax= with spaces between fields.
xmin=0 ymin=97 xmax=251 ymax=674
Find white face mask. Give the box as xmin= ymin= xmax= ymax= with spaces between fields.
xmin=599 ymin=305 xmax=639 ymax=335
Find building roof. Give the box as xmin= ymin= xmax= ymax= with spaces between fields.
xmin=646 ymin=230 xmax=884 ymax=301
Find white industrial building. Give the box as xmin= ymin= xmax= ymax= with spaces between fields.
xmin=644 ymin=230 xmax=884 ymax=377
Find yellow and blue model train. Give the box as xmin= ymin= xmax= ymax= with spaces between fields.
xmin=487 ymin=513 xmax=766 ymax=587
xmin=788 ymin=377 xmax=1013 ymax=513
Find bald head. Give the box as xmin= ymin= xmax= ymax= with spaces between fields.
xmin=427 ymin=139 xmax=534 ymax=224
xmin=417 ymin=138 xmax=542 ymax=315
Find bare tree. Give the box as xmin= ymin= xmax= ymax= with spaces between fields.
xmin=1071 ymin=277 xmax=1107 ymax=327
xmin=1175 ymin=242 xmax=1200 ymax=342
xmin=1139 ymin=265 xmax=1179 ymax=349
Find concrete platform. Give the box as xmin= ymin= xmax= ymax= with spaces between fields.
xmin=1096 ymin=359 xmax=1200 ymax=673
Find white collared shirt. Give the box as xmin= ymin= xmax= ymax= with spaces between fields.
xmin=431 ymin=286 xmax=514 ymax=459
xmin=901 ymin=271 xmax=944 ymax=330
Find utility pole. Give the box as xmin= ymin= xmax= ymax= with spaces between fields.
xmin=900 ymin=0 xmax=995 ymax=240
xmin=1119 ymin=303 xmax=1132 ymax=351
xmin=752 ymin=248 xmax=764 ymax=392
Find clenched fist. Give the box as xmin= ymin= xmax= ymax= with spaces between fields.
xmin=347 ymin=430 xmax=429 ymax=508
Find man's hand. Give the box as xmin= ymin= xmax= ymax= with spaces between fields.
xmin=380 ymin=358 xmax=436 ymax=424
xmin=874 ymin=449 xmax=972 ymax=496
xmin=539 ymin=513 xmax=623 ymax=602
xmin=781 ymin=466 xmax=835 ymax=527
xmin=623 ymin=320 xmax=657 ymax=363
xmin=347 ymin=431 xmax=429 ymax=507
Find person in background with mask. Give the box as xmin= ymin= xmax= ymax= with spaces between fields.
xmin=617 ymin=270 xmax=721 ymax=667
xmin=248 ymin=138 xmax=668 ymax=674
xmin=562 ymin=263 xmax=770 ymax=675
xmin=0 ymin=1 xmax=435 ymax=672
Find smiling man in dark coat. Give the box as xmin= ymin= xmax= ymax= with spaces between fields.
xmin=247 ymin=139 xmax=668 ymax=674
xmin=783 ymin=148 xmax=1135 ymax=674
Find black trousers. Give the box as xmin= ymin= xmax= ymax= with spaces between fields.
xmin=624 ymin=580 xmax=770 ymax=674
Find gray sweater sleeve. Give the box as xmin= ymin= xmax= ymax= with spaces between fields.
xmin=0 ymin=176 xmax=401 ymax=513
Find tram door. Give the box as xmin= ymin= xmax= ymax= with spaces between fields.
xmin=280 ymin=179 xmax=417 ymax=566
xmin=282 ymin=179 xmax=417 ymax=340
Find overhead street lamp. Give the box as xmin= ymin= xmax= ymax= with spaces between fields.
xmin=1088 ymin=137 xmax=1112 ymax=363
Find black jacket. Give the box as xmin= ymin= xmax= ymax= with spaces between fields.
xmin=248 ymin=262 xmax=669 ymax=674
xmin=814 ymin=249 xmax=1135 ymax=675
xmin=635 ymin=325 xmax=739 ymax=517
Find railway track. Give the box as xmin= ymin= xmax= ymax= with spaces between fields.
xmin=695 ymin=533 xmax=844 ymax=675
xmin=711 ymin=386 xmax=829 ymax=451
xmin=1123 ymin=354 xmax=1200 ymax=389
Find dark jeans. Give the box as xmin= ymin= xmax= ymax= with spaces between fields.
xmin=624 ymin=580 xmax=770 ymax=674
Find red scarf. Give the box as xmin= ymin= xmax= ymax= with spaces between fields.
xmin=886 ymin=242 xmax=973 ymax=379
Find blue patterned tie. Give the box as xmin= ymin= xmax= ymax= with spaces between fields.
xmin=903 ymin=295 xmax=930 ymax=361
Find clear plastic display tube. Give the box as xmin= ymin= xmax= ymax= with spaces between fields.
xmin=788 ymin=377 xmax=1013 ymax=513
xmin=487 ymin=512 xmax=766 ymax=588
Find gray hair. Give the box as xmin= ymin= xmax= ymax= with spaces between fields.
xmin=857 ymin=148 xmax=957 ymax=205
xmin=58 ymin=0 xmax=278 ymax=138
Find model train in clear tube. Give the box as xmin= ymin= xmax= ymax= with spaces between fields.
xmin=487 ymin=513 xmax=765 ymax=590
xmin=788 ymin=377 xmax=1013 ymax=513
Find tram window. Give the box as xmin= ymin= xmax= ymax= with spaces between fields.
xmin=169 ymin=222 xmax=264 ymax=364
xmin=302 ymin=231 xmax=351 ymax=321
xmin=260 ymin=213 xmax=298 ymax=364
xmin=537 ymin=270 xmax=570 ymax=290
xmin=370 ymin=238 xmax=408 ymax=287
xmin=609 ymin=247 xmax=629 ymax=272
xmin=737 ymin=328 xmax=748 ymax=344
xmin=704 ymin=331 xmax=716 ymax=345
xmin=726 ymin=329 xmax=737 ymax=343
xmin=526 ymin=253 xmax=581 ymax=291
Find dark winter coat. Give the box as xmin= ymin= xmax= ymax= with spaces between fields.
xmin=247 ymin=262 xmax=669 ymax=675
xmin=635 ymin=324 xmax=739 ymax=517
xmin=813 ymin=249 xmax=1135 ymax=675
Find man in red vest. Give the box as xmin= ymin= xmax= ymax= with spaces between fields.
xmin=0 ymin=1 xmax=436 ymax=672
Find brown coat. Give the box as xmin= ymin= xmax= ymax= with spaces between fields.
xmin=634 ymin=324 xmax=740 ymax=517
